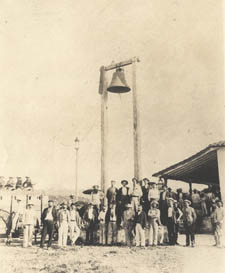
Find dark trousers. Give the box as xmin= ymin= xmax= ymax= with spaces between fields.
xmin=184 ymin=222 xmax=195 ymax=246
xmin=40 ymin=220 xmax=54 ymax=247
xmin=174 ymin=223 xmax=179 ymax=244
xmin=116 ymin=202 xmax=126 ymax=228
xmin=86 ymin=220 xmax=95 ymax=244
xmin=167 ymin=218 xmax=175 ymax=245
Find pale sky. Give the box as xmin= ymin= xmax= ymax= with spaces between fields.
xmin=0 ymin=0 xmax=224 ymax=192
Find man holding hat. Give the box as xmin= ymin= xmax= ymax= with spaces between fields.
xmin=40 ymin=200 xmax=57 ymax=248
xmin=22 ymin=202 xmax=38 ymax=247
xmin=183 ymin=199 xmax=197 ymax=247
xmin=116 ymin=180 xmax=130 ymax=228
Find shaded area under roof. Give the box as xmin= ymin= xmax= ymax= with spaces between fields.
xmin=152 ymin=141 xmax=225 ymax=185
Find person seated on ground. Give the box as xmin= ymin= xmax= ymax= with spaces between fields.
xmin=98 ymin=205 xmax=107 ymax=245
xmin=16 ymin=177 xmax=23 ymax=190
xmin=148 ymin=200 xmax=161 ymax=246
xmin=5 ymin=177 xmax=15 ymax=190
xmin=211 ymin=200 xmax=224 ymax=248
xmin=122 ymin=203 xmax=135 ymax=247
xmin=182 ymin=199 xmax=197 ymax=247
xmin=0 ymin=176 xmax=5 ymax=190
xmin=130 ymin=178 xmax=142 ymax=213
xmin=106 ymin=201 xmax=117 ymax=245
xmin=134 ymin=205 xmax=147 ymax=247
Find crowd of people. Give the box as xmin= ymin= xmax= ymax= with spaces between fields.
xmin=6 ymin=178 xmax=224 ymax=249
xmin=0 ymin=176 xmax=34 ymax=191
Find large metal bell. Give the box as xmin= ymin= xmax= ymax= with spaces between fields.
xmin=107 ymin=67 xmax=131 ymax=93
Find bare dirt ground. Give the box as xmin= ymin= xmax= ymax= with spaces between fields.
xmin=0 ymin=235 xmax=224 ymax=273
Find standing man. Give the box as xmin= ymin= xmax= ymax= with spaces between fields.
xmin=159 ymin=184 xmax=169 ymax=225
xmin=183 ymin=199 xmax=197 ymax=247
xmin=69 ymin=203 xmax=81 ymax=246
xmin=40 ymin=200 xmax=57 ymax=248
xmin=106 ymin=202 xmax=117 ymax=245
xmin=22 ymin=202 xmax=38 ymax=247
xmin=122 ymin=203 xmax=135 ymax=247
xmin=106 ymin=180 xmax=118 ymax=208
xmin=58 ymin=202 xmax=70 ymax=247
xmin=130 ymin=178 xmax=142 ymax=213
xmin=148 ymin=200 xmax=161 ymax=246
xmin=116 ymin=180 xmax=130 ymax=228
xmin=211 ymin=200 xmax=224 ymax=247
xmin=134 ymin=205 xmax=147 ymax=247
xmin=98 ymin=205 xmax=107 ymax=245
xmin=84 ymin=203 xmax=98 ymax=245
xmin=140 ymin=178 xmax=150 ymax=214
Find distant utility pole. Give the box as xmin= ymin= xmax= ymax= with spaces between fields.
xmin=74 ymin=137 xmax=80 ymax=201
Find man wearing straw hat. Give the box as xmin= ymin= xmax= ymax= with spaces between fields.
xmin=22 ymin=202 xmax=38 ymax=247
xmin=148 ymin=200 xmax=161 ymax=246
xmin=183 ymin=199 xmax=197 ymax=247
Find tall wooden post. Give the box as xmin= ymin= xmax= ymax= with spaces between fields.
xmin=100 ymin=71 xmax=108 ymax=196
xmin=132 ymin=59 xmax=141 ymax=180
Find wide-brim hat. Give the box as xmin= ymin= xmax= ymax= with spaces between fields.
xmin=184 ymin=199 xmax=191 ymax=205
xmin=167 ymin=197 xmax=174 ymax=202
xmin=151 ymin=200 xmax=159 ymax=206
xmin=27 ymin=202 xmax=34 ymax=206
xmin=48 ymin=200 xmax=54 ymax=203
xmin=60 ymin=202 xmax=66 ymax=206
xmin=121 ymin=180 xmax=128 ymax=185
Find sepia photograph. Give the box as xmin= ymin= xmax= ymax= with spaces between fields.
xmin=0 ymin=1 xmax=224 ymax=272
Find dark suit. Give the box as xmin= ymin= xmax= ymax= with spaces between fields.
xmin=40 ymin=207 xmax=57 ymax=248
xmin=159 ymin=191 xmax=169 ymax=225
xmin=134 ymin=211 xmax=147 ymax=229
xmin=141 ymin=186 xmax=149 ymax=214
xmin=116 ymin=187 xmax=130 ymax=227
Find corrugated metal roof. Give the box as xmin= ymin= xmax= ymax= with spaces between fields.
xmin=152 ymin=141 xmax=225 ymax=185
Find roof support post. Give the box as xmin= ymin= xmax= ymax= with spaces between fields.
xmin=217 ymin=147 xmax=225 ymax=245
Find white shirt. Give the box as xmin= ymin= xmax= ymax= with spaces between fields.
xmin=148 ymin=188 xmax=159 ymax=200
xmin=45 ymin=208 xmax=53 ymax=221
xmin=168 ymin=207 xmax=173 ymax=218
